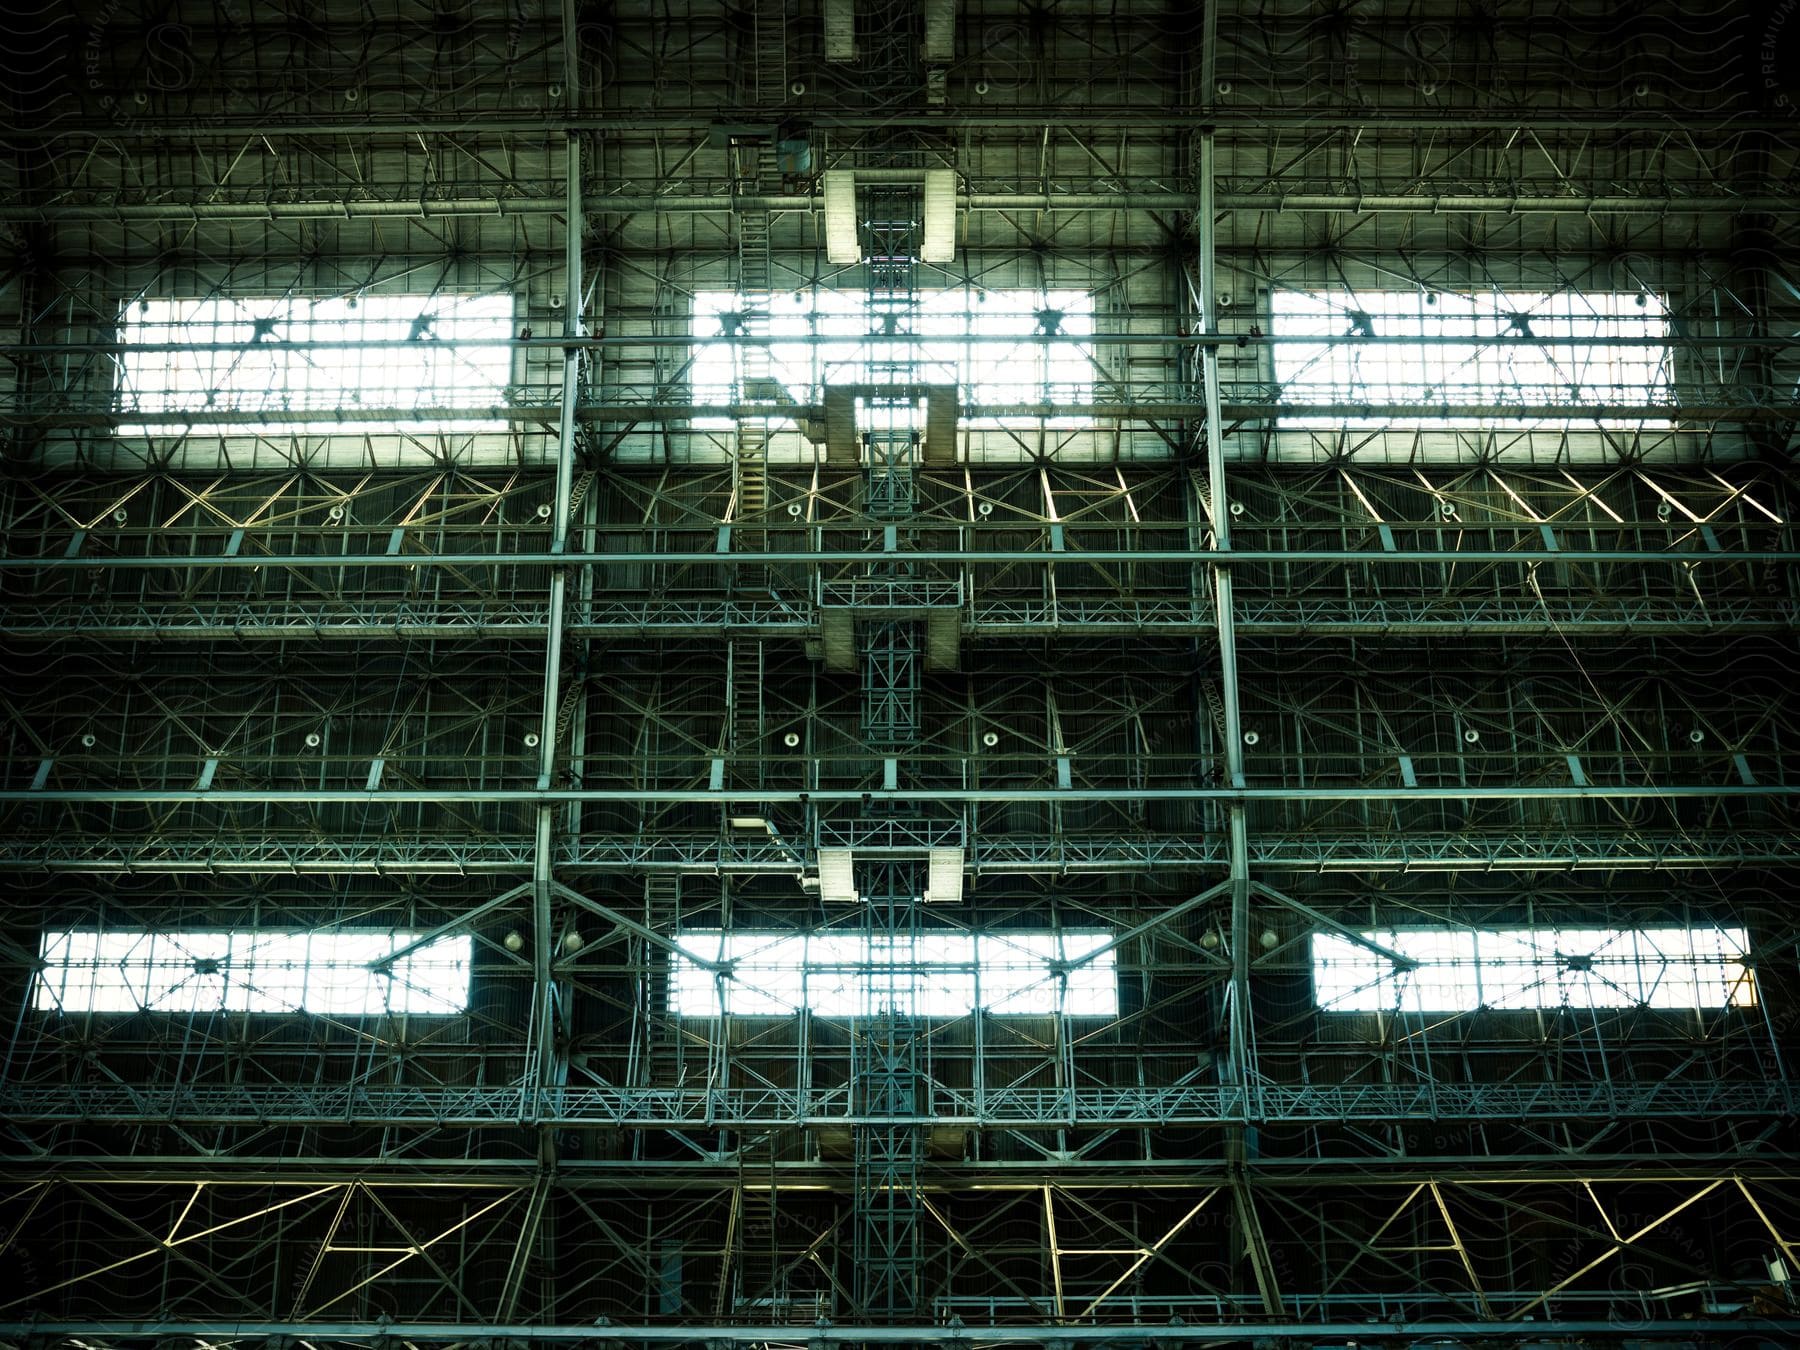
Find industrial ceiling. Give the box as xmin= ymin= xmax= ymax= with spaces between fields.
xmin=0 ymin=2 xmax=1796 ymax=1348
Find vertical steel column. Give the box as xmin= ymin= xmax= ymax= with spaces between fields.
xmin=530 ymin=1 xmax=585 ymax=1113
xmin=853 ymin=860 xmax=924 ymax=1323
xmin=852 ymin=189 xmax=926 ymax=1332
xmin=861 ymin=622 xmax=921 ymax=748
xmin=859 ymin=189 xmax=925 ymax=750
xmin=862 ymin=187 xmax=922 ymax=523
xmin=1198 ymin=11 xmax=1281 ymax=1308
xmin=865 ymin=429 xmax=917 ymax=518
xmin=1198 ymin=134 xmax=1249 ymax=1101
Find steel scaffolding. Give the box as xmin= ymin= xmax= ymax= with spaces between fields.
xmin=0 ymin=0 xmax=1796 ymax=1345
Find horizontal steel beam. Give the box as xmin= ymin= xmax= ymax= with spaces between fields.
xmin=1 ymin=784 xmax=1789 ymax=806
xmin=3 ymin=617 xmax=1785 ymax=642
xmin=7 ymin=334 xmax=1789 ymax=354
xmin=0 ymin=1320 xmax=1790 ymax=1344
xmin=2 ymin=830 xmax=1789 ymax=874
xmin=14 ymin=191 xmax=1793 ymax=220
xmin=10 ymin=109 xmax=1794 ymax=137
xmin=4 ymin=597 xmax=1792 ymax=642
xmin=13 ymin=401 xmax=1768 ymax=426
xmin=3 ymin=1080 xmax=1787 ymax=1128
xmin=6 ymin=1152 xmax=1789 ymax=1185
xmin=7 ymin=547 xmax=1787 ymax=569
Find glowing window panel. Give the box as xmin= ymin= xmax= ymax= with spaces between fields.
xmin=689 ymin=289 xmax=1095 ymax=427
xmin=118 ymin=295 xmax=514 ymax=434
xmin=34 ymin=929 xmax=472 ymax=1015
xmin=1271 ymin=290 xmax=1672 ymax=429
xmin=1312 ymin=926 xmax=1755 ymax=1013
xmin=670 ymin=929 xmax=1117 ymax=1018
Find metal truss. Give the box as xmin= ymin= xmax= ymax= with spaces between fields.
xmin=851 ymin=871 xmax=925 ymax=1320
xmin=12 ymin=185 xmax=1799 ymax=220
xmin=5 ymin=785 xmax=1790 ymax=806
xmin=1 ymin=828 xmax=1791 ymax=874
xmin=27 ymin=394 xmax=1797 ymax=429
xmin=1 ymin=1154 xmax=1794 ymax=1334
xmin=6 ymin=591 xmax=1792 ymax=642
xmin=3 ymin=1077 xmax=1788 ymax=1129
xmin=9 ymin=1153 xmax=1795 ymax=1186
xmin=0 ymin=1320 xmax=1790 ymax=1344
xmin=14 ymin=542 xmax=1791 ymax=569
xmin=819 ymin=577 xmax=962 ymax=611
xmin=8 ymin=108 xmax=1798 ymax=137
xmin=3 ymin=2 xmax=1798 ymax=1343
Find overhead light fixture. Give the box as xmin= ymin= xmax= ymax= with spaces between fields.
xmin=729 ymin=815 xmax=770 ymax=830
xmin=823 ymin=170 xmax=861 ymax=264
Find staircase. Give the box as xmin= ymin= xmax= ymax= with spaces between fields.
xmin=640 ymin=873 xmax=683 ymax=1085
xmin=736 ymin=1162 xmax=779 ymax=1308
xmin=735 ymin=199 xmax=774 ymax=578
xmin=736 ymin=420 xmax=768 ymax=520
xmin=733 ymin=1 xmax=788 ymax=107
xmin=729 ymin=637 xmax=765 ymax=788
xmin=752 ymin=0 xmax=788 ymax=107
xmin=645 ymin=872 xmax=682 ymax=954
xmin=737 ymin=203 xmax=773 ymax=292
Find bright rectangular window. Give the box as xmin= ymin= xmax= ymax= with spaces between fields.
xmin=1312 ymin=926 xmax=1755 ymax=1013
xmin=1271 ymin=290 xmax=1672 ymax=429
xmin=690 ymin=289 xmax=1095 ymax=427
xmin=34 ymin=928 xmax=472 ymax=1015
xmin=118 ymin=295 xmax=514 ymax=434
xmin=670 ymin=929 xmax=1117 ymax=1018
